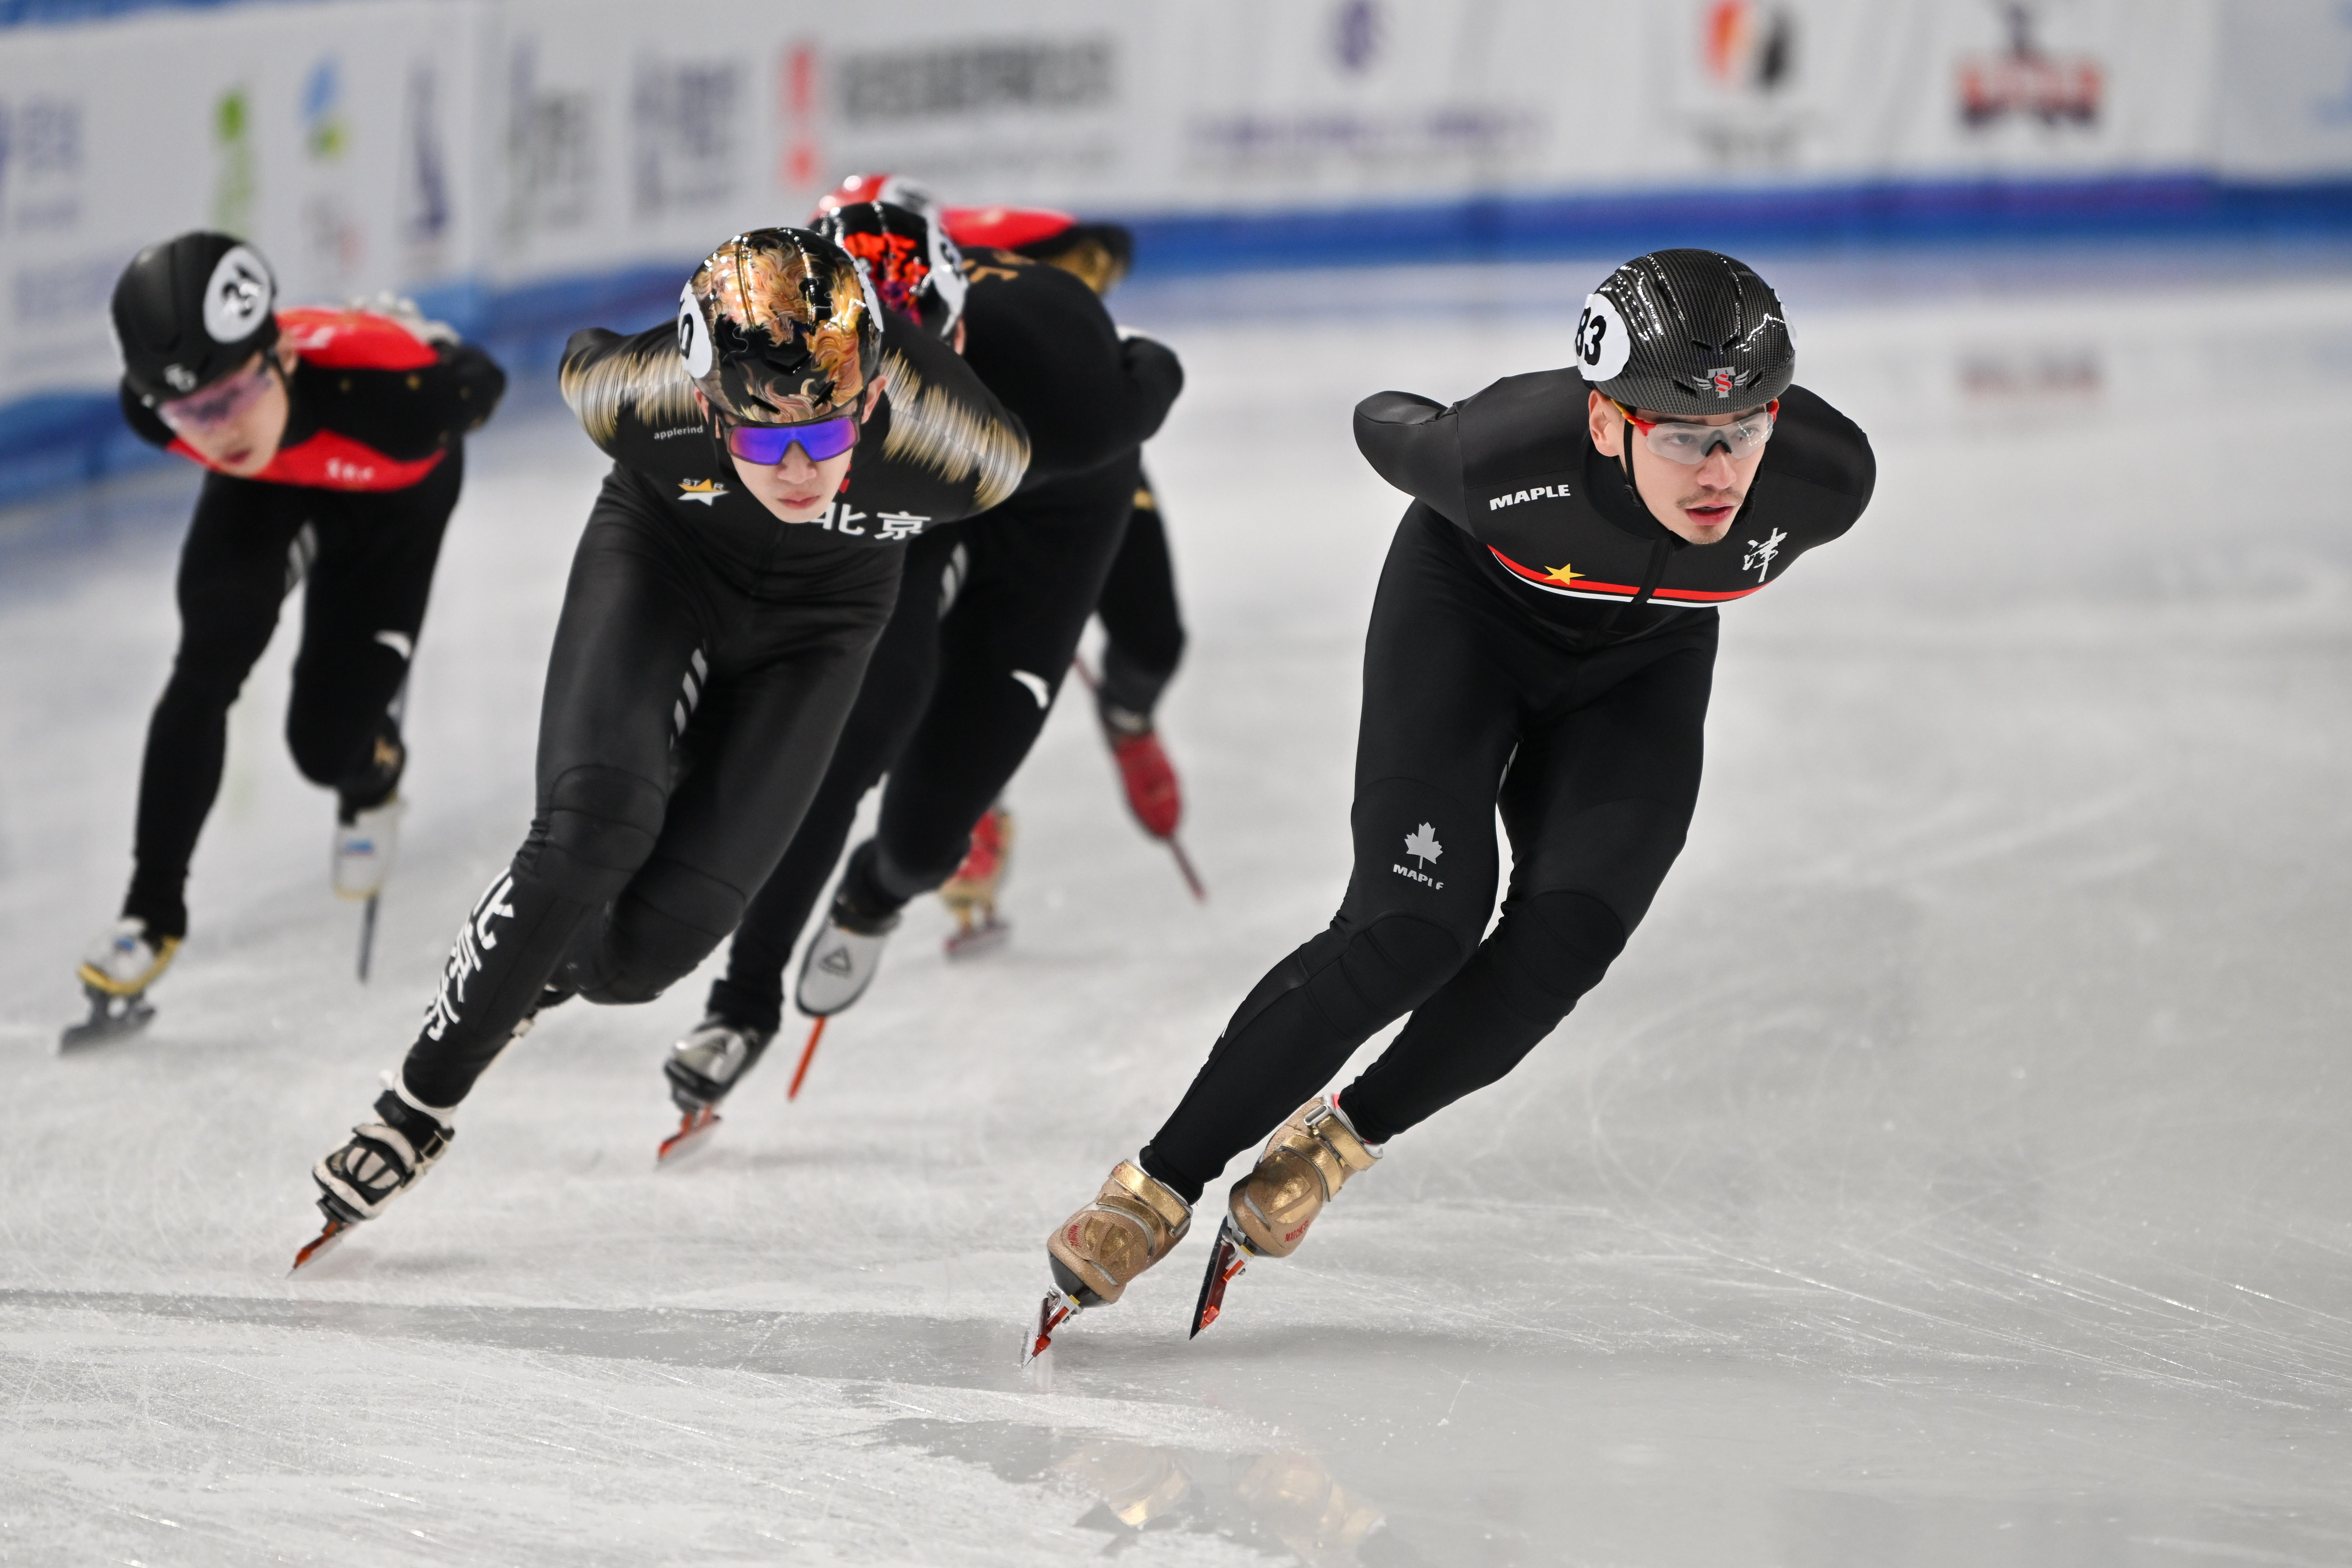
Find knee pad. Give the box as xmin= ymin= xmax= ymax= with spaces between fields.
xmin=1304 ymin=913 xmax=1466 ymax=1040
xmin=522 ymin=765 xmax=666 ymax=905
xmin=1484 ymin=890 xmax=1627 ymax=1026
xmin=571 ymin=862 xmax=745 ymax=1005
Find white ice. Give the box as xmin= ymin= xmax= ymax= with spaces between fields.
xmin=3 ymin=248 xmax=2350 ymax=1566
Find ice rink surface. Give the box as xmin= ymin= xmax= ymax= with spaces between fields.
xmin=3 ymin=246 xmax=2350 ymax=1566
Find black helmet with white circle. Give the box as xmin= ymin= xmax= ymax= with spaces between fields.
xmin=111 ymin=231 xmax=280 ymax=406
xmin=1574 ymin=249 xmax=1793 ymax=417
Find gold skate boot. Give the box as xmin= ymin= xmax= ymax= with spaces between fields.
xmin=940 ymin=805 xmax=1013 ymax=957
xmin=1026 ymin=1160 xmax=1191 ymax=1366
xmin=1190 ymin=1096 xmax=1380 ymax=1337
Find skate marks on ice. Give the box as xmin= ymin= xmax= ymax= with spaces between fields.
xmin=0 ymin=1288 xmax=1305 ymax=1568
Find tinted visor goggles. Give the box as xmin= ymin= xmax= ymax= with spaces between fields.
xmin=1614 ymin=399 xmax=1778 ymax=466
xmin=722 ymin=413 xmax=861 ymax=466
xmin=156 ymin=357 xmax=279 ymax=434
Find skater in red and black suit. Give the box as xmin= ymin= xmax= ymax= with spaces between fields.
xmin=654 ymin=182 xmax=1182 ymax=1140
xmin=68 ymin=231 xmax=505 ymax=1048
xmin=298 ymin=227 xmax=1027 ymax=1261
xmin=1029 ymin=250 xmax=1877 ymax=1357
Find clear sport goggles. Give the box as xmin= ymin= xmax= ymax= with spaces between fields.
xmin=1614 ymin=399 xmax=1777 ymax=466
xmin=723 ymin=412 xmax=861 ymax=465
xmin=156 ymin=356 xmax=279 ymax=434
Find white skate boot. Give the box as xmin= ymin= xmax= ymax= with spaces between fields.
xmin=63 ymin=918 xmax=181 ymax=1048
xmin=795 ymin=896 xmax=897 ymax=1016
xmin=332 ymin=796 xmax=402 ymax=901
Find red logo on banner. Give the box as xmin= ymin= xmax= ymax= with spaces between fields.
xmin=1702 ymin=0 xmax=1795 ymax=94
xmin=1958 ymin=5 xmax=2101 ymax=128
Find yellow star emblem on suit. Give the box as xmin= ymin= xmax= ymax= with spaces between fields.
xmin=1542 ymin=563 xmax=1584 ymax=586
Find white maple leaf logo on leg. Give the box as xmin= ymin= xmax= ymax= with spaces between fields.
xmin=1404 ymin=823 xmax=1443 ymax=865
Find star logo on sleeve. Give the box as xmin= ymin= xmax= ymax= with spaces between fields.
xmin=1542 ymin=563 xmax=1584 ymax=588
xmin=677 ymin=478 xmax=728 ymax=505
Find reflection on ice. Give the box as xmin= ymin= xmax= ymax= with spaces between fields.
xmin=883 ymin=1420 xmax=1401 ymax=1566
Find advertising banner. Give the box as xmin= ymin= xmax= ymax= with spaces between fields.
xmin=0 ymin=0 xmax=477 ymax=410
xmin=0 ymin=0 xmax=2345 ymax=460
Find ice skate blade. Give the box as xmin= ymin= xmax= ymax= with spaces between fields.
xmin=1168 ymin=839 xmax=1207 ymax=903
xmin=656 ymin=1106 xmax=721 ymax=1164
xmin=786 ymin=1016 xmax=826 ymax=1100
xmin=1189 ymin=1218 xmax=1253 ymax=1338
xmin=1022 ymin=1284 xmax=1080 ymax=1367
xmin=944 ymin=914 xmax=1010 ymax=960
xmin=290 ymin=1218 xmax=351 ymax=1272
xmin=59 ymin=988 xmax=155 ymax=1052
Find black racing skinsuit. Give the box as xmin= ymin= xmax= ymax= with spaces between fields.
xmin=117 ymin=311 xmax=506 ymax=940
xmin=1137 ymin=370 xmax=1875 ymax=1202
xmin=1091 ymin=469 xmax=1184 ymax=721
xmin=396 ymin=311 xmax=1027 ymax=1109
xmin=705 ymin=248 xmax=1183 ymax=1035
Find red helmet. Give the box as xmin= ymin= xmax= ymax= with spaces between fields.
xmin=940 ymin=205 xmax=1079 ymax=253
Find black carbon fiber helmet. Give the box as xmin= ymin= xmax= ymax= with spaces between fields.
xmin=676 ymin=228 xmax=883 ymax=424
xmin=813 ymin=200 xmax=967 ymax=341
xmin=1574 ymin=249 xmax=1792 ymax=416
xmin=111 ymin=231 xmax=280 ymax=405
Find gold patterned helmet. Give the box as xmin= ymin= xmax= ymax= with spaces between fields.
xmin=676 ymin=228 xmax=882 ymax=425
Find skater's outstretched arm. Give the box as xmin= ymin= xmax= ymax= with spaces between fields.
xmin=957 ymin=254 xmax=1182 ymax=488
xmin=1354 ymin=391 xmax=1469 ymax=525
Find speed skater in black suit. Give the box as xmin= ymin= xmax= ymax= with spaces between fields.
xmin=297 ymin=227 xmax=1027 ymax=1262
xmin=942 ymin=204 xmax=1194 ymax=862
xmin=1029 ymin=249 xmax=1877 ymax=1359
xmin=655 ymin=178 xmax=1183 ymax=1148
xmin=69 ymin=231 xmax=505 ymax=1048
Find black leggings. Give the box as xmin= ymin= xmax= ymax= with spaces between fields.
xmin=704 ymin=527 xmax=965 ymax=1033
xmin=709 ymin=453 xmax=1139 ymax=1032
xmin=399 ymin=472 xmax=899 ymax=1108
xmin=1140 ymin=509 xmax=1717 ymax=1202
xmin=124 ymin=457 xmax=461 ymax=939
xmin=1093 ymin=473 xmax=1184 ymax=718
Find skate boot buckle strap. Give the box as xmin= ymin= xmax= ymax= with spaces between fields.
xmin=370 ymin=1089 xmax=451 ymax=1166
xmin=1107 ymin=1159 xmax=1194 ymax=1243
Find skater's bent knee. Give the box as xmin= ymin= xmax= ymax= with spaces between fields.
xmin=1486 ymin=890 xmax=1627 ymax=1024
xmin=523 ymin=765 xmax=666 ymax=901
xmin=1305 ymin=914 xmax=1466 ymax=1037
xmin=571 ymin=863 xmax=744 ymax=1005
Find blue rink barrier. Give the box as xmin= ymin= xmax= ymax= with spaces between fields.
xmin=6 ymin=173 xmax=2351 ymax=508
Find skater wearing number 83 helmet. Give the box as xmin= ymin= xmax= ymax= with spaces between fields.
xmin=1030 ymin=250 xmax=1876 ymax=1359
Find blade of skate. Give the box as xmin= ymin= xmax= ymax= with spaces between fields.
xmin=943 ymin=912 xmax=1010 ymax=960
xmin=356 ymin=894 xmax=379 ymax=983
xmin=1022 ymin=1284 xmax=1080 ymax=1367
xmin=1167 ymin=839 xmax=1207 ymax=902
xmin=1189 ymin=1218 xmax=1251 ymax=1338
xmin=58 ymin=989 xmax=154 ymax=1052
xmin=786 ymin=1016 xmax=826 ymax=1100
xmin=290 ymin=1217 xmax=350 ymax=1272
xmin=655 ymin=1106 xmax=720 ymax=1164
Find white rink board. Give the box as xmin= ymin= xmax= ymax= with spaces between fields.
xmin=1 ymin=252 xmax=2349 ymax=1564
xmin=7 ymin=0 xmax=2352 ymax=408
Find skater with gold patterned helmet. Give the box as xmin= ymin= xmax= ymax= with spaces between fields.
xmin=666 ymin=180 xmax=1183 ymax=1150
xmin=296 ymin=226 xmax=1029 ymax=1266
xmin=1029 ymin=249 xmax=1877 ymax=1359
